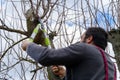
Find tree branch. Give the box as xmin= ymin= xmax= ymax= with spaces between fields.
xmin=41 ymin=0 xmax=50 ymax=19
xmin=0 ymin=26 xmax=28 ymax=36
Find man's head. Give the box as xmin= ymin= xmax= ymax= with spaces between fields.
xmin=81 ymin=27 xmax=108 ymax=50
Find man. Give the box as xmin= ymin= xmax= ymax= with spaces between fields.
xmin=51 ymin=42 xmax=120 ymax=80
xmin=22 ymin=27 xmax=116 ymax=80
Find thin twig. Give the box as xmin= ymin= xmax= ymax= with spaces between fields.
xmin=0 ymin=37 xmax=28 ymax=60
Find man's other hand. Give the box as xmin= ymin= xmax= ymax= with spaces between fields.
xmin=51 ymin=65 xmax=66 ymax=79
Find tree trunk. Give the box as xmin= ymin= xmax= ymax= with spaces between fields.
xmin=108 ymin=29 xmax=120 ymax=71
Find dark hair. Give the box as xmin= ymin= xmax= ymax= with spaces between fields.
xmin=85 ymin=27 xmax=108 ymax=50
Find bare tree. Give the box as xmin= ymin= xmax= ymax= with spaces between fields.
xmin=0 ymin=0 xmax=119 ymax=80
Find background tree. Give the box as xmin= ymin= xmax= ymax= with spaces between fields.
xmin=0 ymin=0 xmax=119 ymax=80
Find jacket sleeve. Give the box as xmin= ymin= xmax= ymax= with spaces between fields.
xmin=26 ymin=42 xmax=86 ymax=66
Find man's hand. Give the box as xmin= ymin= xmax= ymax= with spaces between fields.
xmin=21 ymin=40 xmax=31 ymax=51
xmin=51 ymin=65 xmax=66 ymax=79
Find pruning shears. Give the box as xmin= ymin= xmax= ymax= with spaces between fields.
xmin=29 ymin=18 xmax=51 ymax=48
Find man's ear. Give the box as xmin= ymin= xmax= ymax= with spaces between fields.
xmin=86 ymin=36 xmax=93 ymax=44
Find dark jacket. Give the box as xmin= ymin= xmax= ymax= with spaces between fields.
xmin=26 ymin=42 xmax=115 ymax=80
